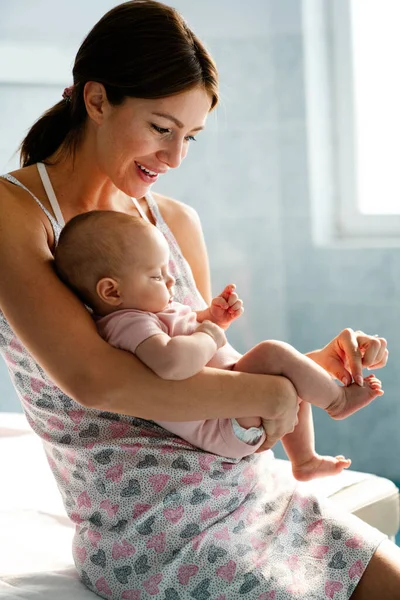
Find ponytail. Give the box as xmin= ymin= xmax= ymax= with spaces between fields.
xmin=20 ymin=83 xmax=87 ymax=167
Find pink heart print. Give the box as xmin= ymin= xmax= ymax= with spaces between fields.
xmin=191 ymin=531 xmax=206 ymax=550
xmin=143 ymin=573 xmax=163 ymax=595
xmin=30 ymin=377 xmax=46 ymax=394
xmin=161 ymin=444 xmax=175 ymax=454
xmin=149 ymin=474 xmax=170 ymax=492
xmin=212 ymin=484 xmax=230 ymax=498
xmin=106 ymin=463 xmax=123 ymax=483
xmin=47 ymin=457 xmax=56 ymax=471
xmin=243 ymin=465 xmax=256 ymax=479
xmin=216 ymin=596 xmax=227 ymax=600
xmin=146 ymin=532 xmax=166 ymax=553
xmin=238 ymin=483 xmax=251 ymax=495
xmin=310 ymin=545 xmax=329 ymax=559
xmin=88 ymin=529 xmax=101 ymax=547
xmin=349 ymin=559 xmax=364 ymax=579
xmin=112 ymin=540 xmax=136 ymax=560
xmin=286 ymin=555 xmax=300 ymax=570
xmin=181 ymin=472 xmax=203 ymax=485
xmin=258 ymin=593 xmax=276 ymax=600
xmin=325 ymin=581 xmax=344 ymax=598
xmin=216 ymin=560 xmax=237 ymax=583
xmin=10 ymin=337 xmax=24 ymax=353
xmin=100 ymin=499 xmax=119 ymax=517
xmin=276 ymin=522 xmax=288 ymax=534
xmin=60 ymin=467 xmax=69 ymax=483
xmin=200 ymin=505 xmax=219 ymax=521
xmin=109 ymin=421 xmax=131 ymax=438
xmin=177 ymin=564 xmax=199 ymax=585
xmin=222 ymin=462 xmax=234 ymax=470
xmin=214 ymin=526 xmax=230 ymax=541
xmin=121 ymin=591 xmax=141 ymax=600
xmin=133 ymin=503 xmax=152 ymax=519
xmin=70 ymin=512 xmax=83 ymax=524
xmin=163 ymin=505 xmax=184 ymax=524
xmin=246 ymin=509 xmax=260 ymax=525
xmin=68 ymin=410 xmax=85 ymax=425
xmin=346 ymin=535 xmax=363 ymax=549
xmin=232 ymin=505 xmax=245 ymax=521
xmin=307 ymin=519 xmax=324 ymax=534
xmin=77 ymin=491 xmax=92 ymax=509
xmin=198 ymin=454 xmax=214 ymax=471
xmin=5 ymin=352 xmax=17 ymax=367
xmin=47 ymin=416 xmax=64 ymax=430
xmin=75 ymin=547 xmax=87 ymax=564
xmin=251 ymin=537 xmax=267 ymax=551
xmin=87 ymin=459 xmax=95 ymax=473
xmin=65 ymin=449 xmax=76 ymax=464
xmin=121 ymin=442 xmax=142 ymax=456
xmin=96 ymin=577 xmax=112 ymax=597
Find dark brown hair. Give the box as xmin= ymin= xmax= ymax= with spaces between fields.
xmin=20 ymin=0 xmax=219 ymax=167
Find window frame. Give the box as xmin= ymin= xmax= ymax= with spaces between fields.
xmin=303 ymin=0 xmax=400 ymax=246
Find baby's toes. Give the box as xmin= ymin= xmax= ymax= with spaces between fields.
xmin=335 ymin=455 xmax=352 ymax=466
xmin=364 ymin=374 xmax=384 ymax=395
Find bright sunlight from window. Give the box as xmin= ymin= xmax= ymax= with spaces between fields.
xmin=351 ymin=0 xmax=400 ymax=214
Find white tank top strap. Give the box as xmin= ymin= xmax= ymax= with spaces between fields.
xmin=131 ymin=196 xmax=151 ymax=223
xmin=0 ymin=172 xmax=61 ymax=238
xmin=37 ymin=162 xmax=65 ymax=227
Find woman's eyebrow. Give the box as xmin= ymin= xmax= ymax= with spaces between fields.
xmin=151 ymin=112 xmax=204 ymax=132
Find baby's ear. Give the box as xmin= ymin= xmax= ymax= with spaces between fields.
xmin=96 ymin=277 xmax=122 ymax=306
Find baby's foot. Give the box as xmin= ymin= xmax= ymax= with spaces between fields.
xmin=327 ymin=374 xmax=383 ymax=420
xmin=292 ymin=454 xmax=351 ymax=482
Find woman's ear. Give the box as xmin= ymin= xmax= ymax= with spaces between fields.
xmin=83 ymin=81 xmax=110 ymax=125
xmin=96 ymin=277 xmax=122 ymax=306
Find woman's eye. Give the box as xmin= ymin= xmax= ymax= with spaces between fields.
xmin=152 ymin=124 xmax=170 ymax=135
xmin=152 ymin=276 xmax=162 ymax=281
xmin=185 ymin=135 xmax=197 ymax=142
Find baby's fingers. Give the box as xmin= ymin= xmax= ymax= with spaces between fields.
xmin=220 ymin=284 xmax=236 ymax=301
xmin=228 ymin=300 xmax=244 ymax=315
xmin=212 ymin=296 xmax=229 ymax=309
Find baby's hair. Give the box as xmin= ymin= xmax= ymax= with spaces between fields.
xmin=54 ymin=210 xmax=151 ymax=309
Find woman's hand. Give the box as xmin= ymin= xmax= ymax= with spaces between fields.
xmin=308 ymin=328 xmax=388 ymax=386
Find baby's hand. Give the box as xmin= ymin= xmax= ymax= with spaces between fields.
xmin=209 ymin=284 xmax=244 ymax=329
xmin=196 ymin=320 xmax=227 ymax=349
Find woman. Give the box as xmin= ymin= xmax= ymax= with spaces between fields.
xmin=0 ymin=1 xmax=398 ymax=598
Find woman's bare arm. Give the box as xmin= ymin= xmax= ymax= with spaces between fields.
xmin=0 ymin=188 xmax=296 ymax=425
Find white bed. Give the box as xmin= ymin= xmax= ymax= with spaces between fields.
xmin=1 ymin=412 xmax=399 ymax=599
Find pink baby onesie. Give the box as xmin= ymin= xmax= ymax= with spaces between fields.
xmin=96 ymin=302 xmax=266 ymax=458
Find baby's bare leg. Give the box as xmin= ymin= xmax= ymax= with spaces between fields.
xmin=234 ymin=340 xmax=383 ymax=419
xmin=281 ymin=400 xmax=351 ymax=481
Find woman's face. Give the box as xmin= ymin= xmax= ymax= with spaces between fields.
xmin=95 ymin=86 xmax=212 ymax=198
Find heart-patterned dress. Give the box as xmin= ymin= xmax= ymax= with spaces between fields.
xmin=0 ymin=168 xmax=385 ymax=599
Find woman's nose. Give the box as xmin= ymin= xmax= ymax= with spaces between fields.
xmin=158 ymin=140 xmax=186 ymax=169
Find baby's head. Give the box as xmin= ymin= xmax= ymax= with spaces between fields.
xmin=54 ymin=211 xmax=175 ymax=316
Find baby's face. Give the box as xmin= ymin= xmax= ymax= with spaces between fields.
xmin=119 ymin=227 xmax=175 ymax=313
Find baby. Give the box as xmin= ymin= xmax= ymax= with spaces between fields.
xmin=54 ymin=211 xmax=383 ymax=481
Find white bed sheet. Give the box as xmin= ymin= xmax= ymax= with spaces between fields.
xmin=0 ymin=412 xmax=96 ymax=599
xmin=0 ymin=412 xmax=375 ymax=599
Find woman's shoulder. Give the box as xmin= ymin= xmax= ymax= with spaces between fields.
xmin=0 ymin=165 xmax=55 ymax=246
xmin=0 ymin=165 xmax=41 ymax=203
xmin=151 ymin=191 xmax=201 ymax=231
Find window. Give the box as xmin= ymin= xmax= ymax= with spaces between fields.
xmin=303 ymin=0 xmax=400 ymax=244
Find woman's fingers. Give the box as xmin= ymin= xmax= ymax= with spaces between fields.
xmin=337 ymin=328 xmax=364 ymax=386
xmin=359 ymin=334 xmax=388 ymax=368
